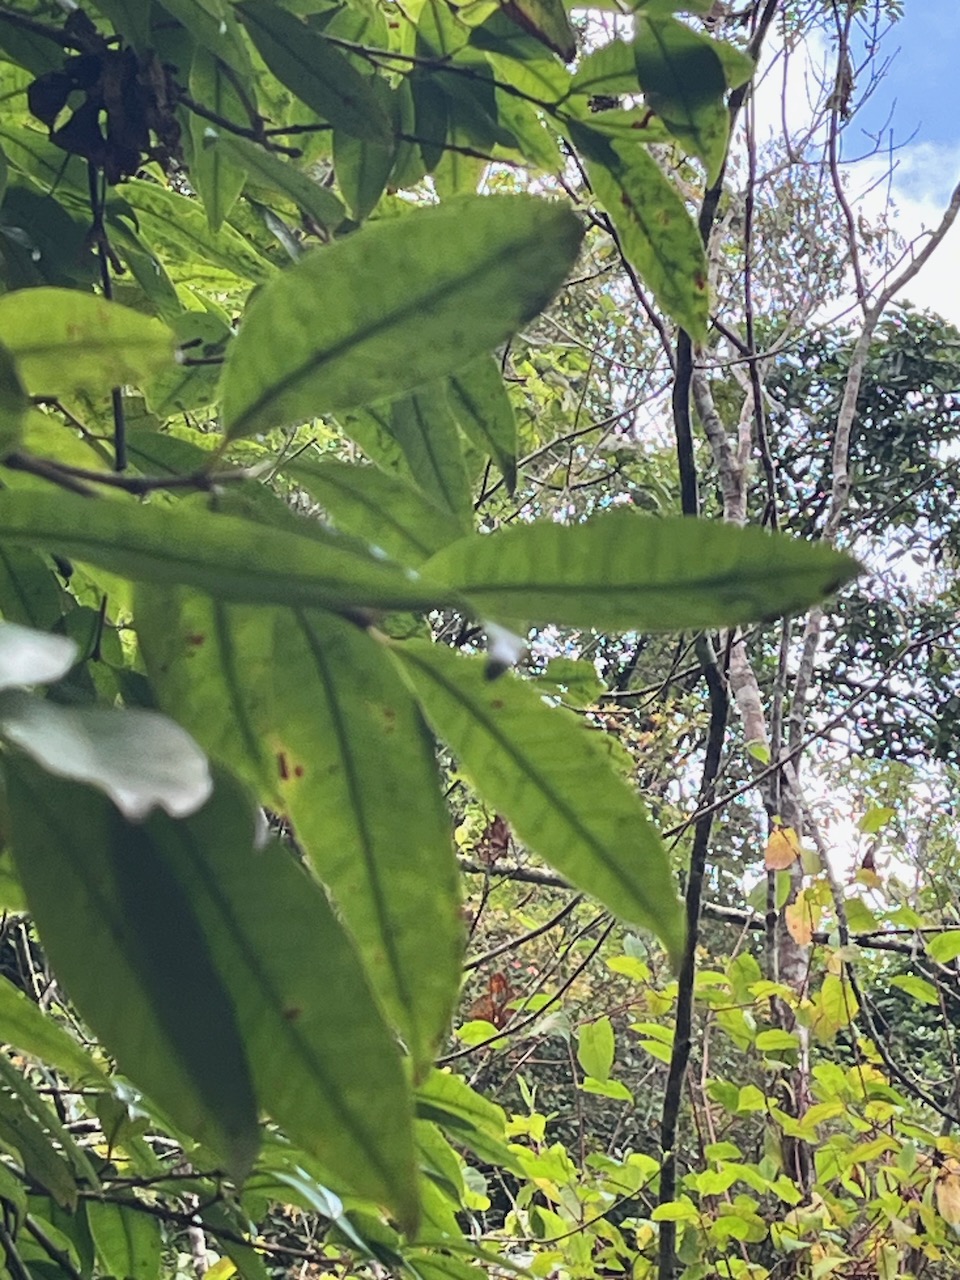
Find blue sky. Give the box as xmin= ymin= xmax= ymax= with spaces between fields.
xmin=853 ymin=0 xmax=960 ymax=151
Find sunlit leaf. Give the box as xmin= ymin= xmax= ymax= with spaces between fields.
xmin=280 ymin=454 xmax=466 ymax=564
xmin=391 ymin=642 xmax=685 ymax=966
xmin=214 ymin=135 xmax=345 ymax=233
xmin=0 ymin=289 xmax=175 ymax=396
xmin=425 ymin=510 xmax=860 ymax=631
xmin=187 ymin=48 xmax=248 ymax=233
xmin=220 ymin=195 xmax=583 ymax=437
xmin=87 ymin=1201 xmax=161 ymax=1280
xmin=572 ymin=125 xmax=710 ymax=340
xmin=0 ymin=972 xmax=106 ymax=1084
xmin=268 ymin=610 xmax=463 ymax=1074
xmin=764 ymin=826 xmax=800 ymax=870
xmin=0 ymin=491 xmax=460 ymax=614
xmin=577 ymin=1017 xmax=615 ymax=1082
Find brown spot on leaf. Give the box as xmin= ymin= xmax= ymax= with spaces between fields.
xmin=293 ymin=764 xmax=304 ymax=779
xmin=277 ymin=752 xmax=289 ymax=781
xmin=185 ymin=633 xmax=205 ymax=647
xmin=282 ymin=1007 xmax=302 ymax=1022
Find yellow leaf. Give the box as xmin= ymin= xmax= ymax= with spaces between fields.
xmin=785 ymin=889 xmax=820 ymax=946
xmin=765 ymin=826 xmax=800 ymax=870
xmin=937 ymin=1172 xmax=960 ymax=1226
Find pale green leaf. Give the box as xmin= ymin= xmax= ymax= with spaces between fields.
xmin=577 ymin=1017 xmax=615 ymax=1082
xmin=383 ymin=386 xmax=473 ymax=525
xmin=928 ymin=931 xmax=960 ymax=964
xmin=391 ymin=643 xmax=685 ymax=966
xmin=0 ymin=491 xmax=461 ymax=613
xmin=0 ymin=289 xmax=175 ymax=396
xmin=281 ymin=455 xmax=466 ymax=565
xmin=220 ymin=195 xmax=583 ymax=437
xmin=425 ymin=510 xmax=860 ymax=631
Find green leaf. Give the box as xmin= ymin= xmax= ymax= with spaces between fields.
xmin=383 ymin=387 xmax=473 ymax=525
xmin=281 ymin=454 xmax=466 ymax=564
xmin=0 ymin=289 xmax=176 ymax=397
xmin=0 ymin=491 xmax=461 ymax=613
xmin=928 ymin=931 xmax=960 ymax=964
xmin=577 ymin=1017 xmax=615 ymax=1082
xmin=0 ymin=689 xmax=213 ymax=820
xmin=144 ymin=310 xmax=232 ymax=417
xmin=155 ymin=0 xmax=253 ymax=78
xmin=391 ymin=642 xmax=685 ymax=967
xmin=87 ymin=1201 xmax=161 ymax=1280
xmin=424 ymin=511 xmax=860 ymax=631
xmin=632 ymin=15 xmax=731 ymax=183
xmin=220 ymin=195 xmax=583 ymax=437
xmin=0 ymin=972 xmax=105 ymax=1084
xmin=0 ymin=1068 xmax=77 ymax=1208
xmin=755 ymin=1029 xmax=799 ymax=1053
xmin=0 ymin=620 xmax=76 ymax=690
xmin=267 ymin=610 xmax=463 ymax=1074
xmin=572 ymin=126 xmax=709 ymax=340
xmin=0 ymin=548 xmax=65 ymax=631
xmin=501 ymin=0 xmax=576 ymax=61
xmin=0 ymin=341 xmax=28 ymax=454
xmin=146 ymin=768 xmax=420 ymax=1228
xmin=123 ymin=179 xmax=275 ymax=283
xmin=215 ymin=135 xmax=346 ymax=233
xmin=136 ymin=590 xmax=280 ymax=802
xmin=237 ymin=1 xmax=393 ymax=144
xmin=188 ymin=48 xmax=249 ymax=233
xmin=6 ymin=758 xmax=260 ymax=1182
xmin=889 ymin=975 xmax=939 ymax=1007
xmin=446 ymin=357 xmax=518 ymax=494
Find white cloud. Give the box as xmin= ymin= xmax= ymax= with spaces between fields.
xmin=846 ymin=141 xmax=960 ymax=327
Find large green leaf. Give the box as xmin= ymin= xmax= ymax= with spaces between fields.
xmin=392 ymin=643 xmax=684 ymax=967
xmin=383 ymin=387 xmax=473 ymax=526
xmin=572 ymin=126 xmax=709 ymax=340
xmin=0 ymin=548 xmax=65 ymax=631
xmin=148 ymin=768 xmax=420 ymax=1228
xmin=123 ymin=180 xmax=275 ymax=283
xmin=501 ymin=0 xmax=576 ymax=61
xmin=188 ymin=47 xmax=249 ymax=233
xmin=214 ymin=135 xmax=346 ymax=233
xmin=87 ymin=1201 xmax=161 ymax=1280
xmin=237 ymin=1 xmax=393 ymax=144
xmin=219 ymin=195 xmax=583 ymax=438
xmin=6 ymin=759 xmax=260 ymax=1181
xmin=446 ymin=357 xmax=518 ymax=494
xmin=154 ymin=0 xmax=253 ymax=78
xmin=0 ymin=289 xmax=175 ymax=396
xmin=0 ymin=491 xmax=460 ymax=613
xmin=281 ymin=455 xmax=466 ymax=564
xmin=136 ymin=588 xmax=280 ymax=801
xmin=0 ymin=973 xmax=105 ymax=1084
xmin=424 ymin=510 xmax=860 ymax=631
xmin=268 ymin=610 xmax=463 ymax=1074
xmin=633 ymin=15 xmax=743 ymax=182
